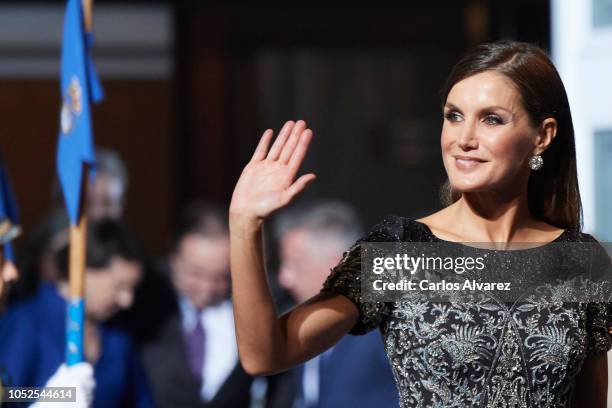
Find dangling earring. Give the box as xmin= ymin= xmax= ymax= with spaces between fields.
xmin=529 ymin=154 xmax=543 ymax=171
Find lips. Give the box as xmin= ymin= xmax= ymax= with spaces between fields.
xmin=454 ymin=155 xmax=487 ymax=170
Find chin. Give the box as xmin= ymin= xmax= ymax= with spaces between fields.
xmin=449 ymin=180 xmax=515 ymax=198
xmin=193 ymin=298 xmax=213 ymax=309
xmin=92 ymin=309 xmax=115 ymax=322
xmin=448 ymin=179 xmax=489 ymax=193
xmin=86 ymin=313 xmax=103 ymax=322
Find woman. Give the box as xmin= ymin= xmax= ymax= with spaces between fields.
xmin=229 ymin=41 xmax=612 ymax=407
xmin=0 ymin=219 xmax=154 ymax=408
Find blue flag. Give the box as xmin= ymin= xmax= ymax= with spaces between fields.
xmin=56 ymin=0 xmax=104 ymax=225
xmin=56 ymin=0 xmax=104 ymax=366
xmin=0 ymin=156 xmax=20 ymax=261
xmin=86 ymin=33 xmax=104 ymax=103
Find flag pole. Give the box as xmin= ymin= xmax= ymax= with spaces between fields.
xmin=66 ymin=0 xmax=94 ymax=366
xmin=67 ymin=170 xmax=88 ymax=365
xmin=82 ymin=0 xmax=92 ymax=32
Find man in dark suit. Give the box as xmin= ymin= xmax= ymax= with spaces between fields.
xmin=274 ymin=200 xmax=399 ymax=408
xmin=139 ymin=202 xmax=252 ymax=408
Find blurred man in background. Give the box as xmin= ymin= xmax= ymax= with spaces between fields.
xmin=11 ymin=147 xmax=129 ymax=303
xmin=140 ymin=201 xmax=253 ymax=407
xmin=274 ymin=200 xmax=399 ymax=408
xmin=86 ymin=147 xmax=129 ymax=221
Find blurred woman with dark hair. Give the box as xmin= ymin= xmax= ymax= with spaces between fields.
xmin=0 ymin=219 xmax=154 ymax=408
xmin=229 ymin=41 xmax=611 ymax=407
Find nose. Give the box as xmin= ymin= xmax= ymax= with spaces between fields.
xmin=277 ymin=264 xmax=293 ymax=291
xmin=2 ymin=261 xmax=19 ymax=283
xmin=457 ymin=121 xmax=478 ymax=150
xmin=116 ymin=290 xmax=134 ymax=310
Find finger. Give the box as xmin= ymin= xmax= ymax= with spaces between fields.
xmin=285 ymin=173 xmax=316 ymax=202
xmin=279 ymin=120 xmax=306 ymax=164
xmin=266 ymin=121 xmax=295 ymax=160
xmin=288 ymin=128 xmax=313 ymax=170
xmin=250 ymin=129 xmax=274 ymax=162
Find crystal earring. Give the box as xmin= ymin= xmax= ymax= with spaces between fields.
xmin=529 ymin=154 xmax=543 ymax=171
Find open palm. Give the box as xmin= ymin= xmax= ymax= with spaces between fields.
xmin=230 ymin=120 xmax=316 ymax=220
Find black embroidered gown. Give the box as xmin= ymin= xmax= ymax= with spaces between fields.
xmin=320 ymin=216 xmax=612 ymax=408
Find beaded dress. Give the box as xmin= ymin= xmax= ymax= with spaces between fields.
xmin=320 ymin=216 xmax=612 ymax=408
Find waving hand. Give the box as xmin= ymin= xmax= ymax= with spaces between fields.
xmin=230 ymin=120 xmax=316 ymax=220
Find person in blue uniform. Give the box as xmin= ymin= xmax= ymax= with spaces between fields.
xmin=0 ymin=157 xmax=96 ymax=408
xmin=0 ymin=219 xmax=154 ymax=408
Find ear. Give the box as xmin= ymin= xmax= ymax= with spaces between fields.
xmin=533 ymin=117 xmax=557 ymax=155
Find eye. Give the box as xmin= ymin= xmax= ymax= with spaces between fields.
xmin=483 ymin=115 xmax=503 ymax=125
xmin=444 ymin=111 xmax=462 ymax=122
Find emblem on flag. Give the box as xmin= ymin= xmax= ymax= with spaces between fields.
xmin=61 ymin=76 xmax=83 ymax=135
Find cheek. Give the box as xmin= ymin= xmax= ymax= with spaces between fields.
xmin=484 ymin=131 xmax=532 ymax=163
xmin=217 ymin=275 xmax=229 ymax=289
xmin=86 ymin=276 xmax=113 ymax=304
xmin=85 ymin=276 xmax=98 ymax=297
xmin=440 ymin=127 xmax=456 ymax=168
xmin=188 ymin=274 xmax=208 ymax=290
xmin=304 ymin=259 xmax=331 ymax=285
xmin=440 ymin=124 xmax=453 ymax=151
xmin=174 ymin=271 xmax=191 ymax=289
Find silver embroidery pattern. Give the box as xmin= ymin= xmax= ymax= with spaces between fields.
xmin=320 ymin=216 xmax=612 ymax=408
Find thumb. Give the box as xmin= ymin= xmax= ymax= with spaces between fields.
xmin=285 ymin=173 xmax=316 ymax=202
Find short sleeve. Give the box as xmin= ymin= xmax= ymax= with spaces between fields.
xmin=319 ymin=216 xmax=403 ymax=335
xmin=584 ymin=237 xmax=612 ymax=356
xmin=320 ymin=242 xmax=391 ymax=335
xmin=585 ymin=302 xmax=612 ymax=356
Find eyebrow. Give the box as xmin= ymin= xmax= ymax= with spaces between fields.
xmin=444 ymin=102 xmax=514 ymax=115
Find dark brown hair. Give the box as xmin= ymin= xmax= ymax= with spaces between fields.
xmin=56 ymin=218 xmax=146 ymax=279
xmin=170 ymin=201 xmax=228 ymax=253
xmin=439 ymin=40 xmax=582 ymax=230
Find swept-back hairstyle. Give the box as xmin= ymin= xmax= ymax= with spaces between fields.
xmin=439 ymin=40 xmax=582 ymax=230
xmin=273 ymin=199 xmax=363 ymax=248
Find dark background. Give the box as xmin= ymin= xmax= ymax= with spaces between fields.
xmin=0 ymin=0 xmax=551 ymax=255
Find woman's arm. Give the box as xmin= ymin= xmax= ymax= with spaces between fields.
xmin=229 ymin=120 xmax=359 ymax=376
xmin=571 ymin=353 xmax=608 ymax=408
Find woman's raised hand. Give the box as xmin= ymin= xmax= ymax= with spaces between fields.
xmin=230 ymin=120 xmax=316 ymax=221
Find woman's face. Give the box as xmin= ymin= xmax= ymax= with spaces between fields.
xmin=441 ymin=71 xmax=548 ymax=196
xmin=84 ymin=256 xmax=142 ymax=321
